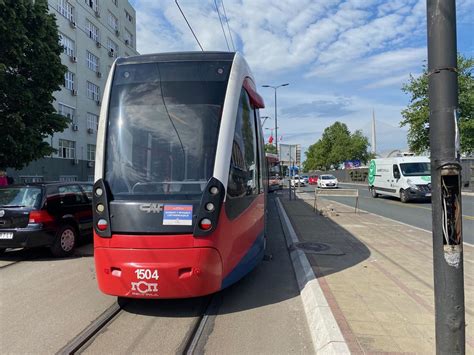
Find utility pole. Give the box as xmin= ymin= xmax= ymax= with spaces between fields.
xmin=427 ymin=0 xmax=465 ymax=353
xmin=262 ymin=83 xmax=289 ymax=175
xmin=371 ymin=109 xmax=376 ymax=155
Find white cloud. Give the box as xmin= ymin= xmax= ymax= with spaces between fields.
xmin=128 ymin=0 xmax=473 ymax=157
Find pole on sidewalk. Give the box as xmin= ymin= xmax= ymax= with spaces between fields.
xmin=427 ymin=0 xmax=465 ymax=353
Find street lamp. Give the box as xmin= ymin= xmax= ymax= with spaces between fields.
xmin=260 ymin=116 xmax=271 ymax=128
xmin=261 ymin=83 xmax=289 ymax=160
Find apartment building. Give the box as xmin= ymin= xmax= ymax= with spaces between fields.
xmin=10 ymin=0 xmax=138 ymax=183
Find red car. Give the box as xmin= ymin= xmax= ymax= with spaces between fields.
xmin=308 ymin=175 xmax=319 ymax=185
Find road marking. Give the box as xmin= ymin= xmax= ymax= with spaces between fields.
xmin=309 ymin=194 xmax=474 ymax=247
xmin=323 ymin=191 xmax=474 ymax=220
xmin=381 ymin=198 xmax=474 ymax=220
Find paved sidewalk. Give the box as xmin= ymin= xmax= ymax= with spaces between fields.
xmin=280 ymin=192 xmax=473 ymax=354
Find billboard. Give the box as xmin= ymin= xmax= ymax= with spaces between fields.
xmin=279 ymin=144 xmax=297 ymax=162
xmin=344 ymin=160 xmax=361 ymax=169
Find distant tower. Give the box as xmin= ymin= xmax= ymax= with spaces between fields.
xmin=371 ymin=109 xmax=376 ymax=155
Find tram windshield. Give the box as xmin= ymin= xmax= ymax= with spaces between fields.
xmin=105 ymin=60 xmax=231 ymax=200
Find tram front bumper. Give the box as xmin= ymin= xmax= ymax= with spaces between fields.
xmin=94 ymin=247 xmax=223 ymax=299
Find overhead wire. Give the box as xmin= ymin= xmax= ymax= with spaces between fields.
xmin=214 ymin=0 xmax=231 ymax=51
xmin=221 ymin=0 xmax=236 ymax=51
xmin=175 ymin=0 xmax=204 ymax=51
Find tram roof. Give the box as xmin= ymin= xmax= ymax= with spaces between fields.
xmin=117 ymin=52 xmax=236 ymax=65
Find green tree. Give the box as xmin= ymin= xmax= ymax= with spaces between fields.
xmin=400 ymin=54 xmax=473 ymax=155
xmin=0 ymin=0 xmax=68 ymax=170
xmin=303 ymin=122 xmax=371 ymax=171
xmin=264 ymin=143 xmax=277 ymax=154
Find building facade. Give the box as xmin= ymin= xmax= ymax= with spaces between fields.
xmin=9 ymin=0 xmax=138 ymax=183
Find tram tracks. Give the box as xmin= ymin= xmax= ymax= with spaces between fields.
xmin=0 ymin=249 xmax=39 ymax=269
xmin=57 ymin=294 xmax=223 ymax=355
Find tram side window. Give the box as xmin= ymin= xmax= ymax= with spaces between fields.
xmin=226 ymin=89 xmax=258 ymax=218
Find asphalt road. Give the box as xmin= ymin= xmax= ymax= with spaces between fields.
xmin=298 ymin=182 xmax=474 ymax=245
xmin=0 ymin=194 xmax=314 ymax=353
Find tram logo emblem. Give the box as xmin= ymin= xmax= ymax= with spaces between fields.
xmin=131 ymin=281 xmax=158 ymax=294
xmin=139 ymin=203 xmax=164 ymax=214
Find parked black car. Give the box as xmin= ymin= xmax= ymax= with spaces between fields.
xmin=0 ymin=182 xmax=93 ymax=257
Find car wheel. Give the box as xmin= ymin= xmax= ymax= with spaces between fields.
xmin=400 ymin=189 xmax=410 ymax=203
xmin=371 ymin=187 xmax=379 ymax=198
xmin=50 ymin=224 xmax=77 ymax=257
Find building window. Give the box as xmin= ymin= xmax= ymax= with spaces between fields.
xmin=58 ymin=139 xmax=76 ymax=159
xmin=85 ymin=0 xmax=99 ymax=12
xmin=57 ymin=0 xmax=74 ymax=21
xmin=64 ymin=71 xmax=75 ymax=90
xmin=86 ymin=19 xmax=100 ymax=42
xmin=86 ymin=51 xmax=99 ymax=72
xmin=59 ymin=175 xmax=78 ymax=182
xmin=58 ymin=103 xmax=76 ymax=122
xmin=87 ymin=144 xmax=96 ymax=161
xmin=86 ymin=82 xmax=100 ymax=101
xmin=124 ymin=29 xmax=133 ymax=48
xmin=87 ymin=112 xmax=99 ymax=131
xmin=59 ymin=33 xmax=75 ymax=57
xmin=107 ymin=11 xmax=118 ymax=30
xmin=125 ymin=10 xmax=133 ymax=23
xmin=20 ymin=176 xmax=44 ymax=183
xmin=107 ymin=38 xmax=118 ymax=57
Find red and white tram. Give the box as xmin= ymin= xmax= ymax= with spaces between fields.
xmin=92 ymin=52 xmax=267 ymax=298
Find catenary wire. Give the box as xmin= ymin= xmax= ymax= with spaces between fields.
xmin=175 ymin=0 xmax=204 ymax=51
xmin=221 ymin=0 xmax=236 ymax=51
xmin=214 ymin=0 xmax=230 ymax=51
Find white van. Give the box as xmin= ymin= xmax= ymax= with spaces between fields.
xmin=368 ymin=156 xmax=431 ymax=203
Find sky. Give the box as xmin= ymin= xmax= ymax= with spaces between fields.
xmin=128 ymin=0 xmax=473 ymax=160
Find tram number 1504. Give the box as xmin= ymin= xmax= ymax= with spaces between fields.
xmin=134 ymin=268 xmax=159 ymax=280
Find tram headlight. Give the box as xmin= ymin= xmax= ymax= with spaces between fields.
xmin=96 ymin=203 xmax=105 ymax=213
xmin=205 ymin=202 xmax=215 ymax=212
xmin=97 ymin=218 xmax=108 ymax=231
xmin=95 ymin=187 xmax=103 ymax=197
xmin=200 ymin=218 xmax=212 ymax=230
xmin=209 ymin=186 xmax=219 ymax=195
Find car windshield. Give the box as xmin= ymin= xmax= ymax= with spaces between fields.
xmin=0 ymin=187 xmax=42 ymax=208
xmin=400 ymin=163 xmax=430 ymax=177
xmin=322 ymin=175 xmax=336 ymax=180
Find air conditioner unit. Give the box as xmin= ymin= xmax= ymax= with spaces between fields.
xmin=96 ymin=100 xmax=101 ymax=106
xmin=71 ymin=89 xmax=78 ymax=96
xmin=87 ymin=128 xmax=94 ymax=134
xmin=69 ymin=20 xmax=76 ymax=28
xmin=96 ymin=71 xmax=102 ymax=78
xmin=96 ymin=41 xmax=101 ymax=48
xmin=72 ymin=124 xmax=79 ymax=131
xmin=87 ymin=161 xmax=94 ymax=168
xmin=125 ymin=39 xmax=129 ymax=45
xmin=73 ymin=158 xmax=79 ymax=165
xmin=108 ymin=50 xmax=114 ymax=57
xmin=115 ymin=29 xmax=120 ymax=36
xmin=70 ymin=56 xmax=77 ymax=63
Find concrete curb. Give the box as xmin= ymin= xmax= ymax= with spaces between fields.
xmin=275 ymin=197 xmax=350 ymax=354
